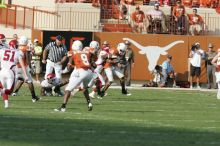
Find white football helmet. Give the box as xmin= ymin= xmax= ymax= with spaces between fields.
xmin=117 ymin=43 xmax=127 ymax=55
xmin=90 ymin=41 xmax=99 ymax=50
xmin=19 ymin=36 xmax=28 ymax=45
xmin=72 ymin=40 xmax=83 ymax=51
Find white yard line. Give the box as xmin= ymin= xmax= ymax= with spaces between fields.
xmin=110 ymin=85 xmax=218 ymax=92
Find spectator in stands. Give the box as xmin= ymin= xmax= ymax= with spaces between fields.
xmin=131 ymin=6 xmax=146 ymax=33
xmin=119 ymin=1 xmax=128 ymax=20
xmin=146 ymin=3 xmax=168 ymax=33
xmin=189 ymin=43 xmax=205 ymax=89
xmin=124 ymin=40 xmax=135 ymax=86
xmin=160 ymin=55 xmax=177 ymax=87
xmin=32 ymin=39 xmax=43 ymax=84
xmin=187 ymin=9 xmax=204 ymax=36
xmin=149 ymin=0 xmax=159 ymax=6
xmin=169 ymin=0 xmax=176 ymax=6
xmin=205 ymin=43 xmax=217 ymax=89
xmin=119 ymin=0 xmax=134 ymax=19
xmin=172 ymin=0 xmax=186 ymax=34
xmin=143 ymin=0 xmax=148 ymax=5
xmin=92 ymin=0 xmax=100 ymax=7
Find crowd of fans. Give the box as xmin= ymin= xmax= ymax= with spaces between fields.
xmin=55 ymin=0 xmax=219 ymax=8
xmin=130 ymin=1 xmax=205 ymax=35
xmin=54 ymin=0 xmax=209 ymax=35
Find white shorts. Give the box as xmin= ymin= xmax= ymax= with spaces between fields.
xmin=104 ymin=66 xmax=124 ymax=82
xmin=215 ymin=72 xmax=220 ymax=82
xmin=0 ymin=68 xmax=15 ymax=91
xmin=65 ymin=68 xmax=93 ymax=91
xmin=16 ymin=67 xmax=33 ymax=83
xmin=45 ymin=59 xmax=62 ymax=80
xmin=88 ymin=65 xmax=105 ymax=87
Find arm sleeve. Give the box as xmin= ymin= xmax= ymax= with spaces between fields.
xmin=62 ymin=45 xmax=68 ymax=56
xmin=45 ymin=42 xmax=52 ymax=51
xmin=162 ymin=62 xmax=168 ymax=70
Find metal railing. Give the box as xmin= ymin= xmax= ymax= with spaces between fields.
xmin=34 ymin=8 xmax=101 ymax=31
xmin=1 ymin=3 xmax=220 ymax=35
xmin=0 ymin=4 xmax=56 ymax=29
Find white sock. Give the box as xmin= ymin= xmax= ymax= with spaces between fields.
xmin=217 ymin=82 xmax=220 ymax=99
xmin=4 ymin=100 xmax=9 ymax=108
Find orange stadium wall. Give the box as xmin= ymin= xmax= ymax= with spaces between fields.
xmin=94 ymin=32 xmax=220 ymax=83
xmin=32 ymin=29 xmax=43 ymax=44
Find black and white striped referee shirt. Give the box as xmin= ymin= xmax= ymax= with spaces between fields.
xmin=45 ymin=42 xmax=67 ymax=63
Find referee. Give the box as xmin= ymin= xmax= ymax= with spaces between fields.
xmin=42 ymin=35 xmax=67 ymax=83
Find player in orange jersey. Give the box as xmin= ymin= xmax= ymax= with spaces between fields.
xmin=54 ymin=40 xmax=93 ymax=112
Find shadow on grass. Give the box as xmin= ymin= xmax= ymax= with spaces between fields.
xmin=0 ymin=115 xmax=219 ymax=146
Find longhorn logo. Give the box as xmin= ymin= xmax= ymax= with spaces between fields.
xmin=123 ymin=38 xmax=184 ymax=71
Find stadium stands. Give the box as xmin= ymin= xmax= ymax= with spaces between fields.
xmin=1 ymin=0 xmax=220 ymax=35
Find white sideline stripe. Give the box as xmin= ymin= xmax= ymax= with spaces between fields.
xmin=110 ymin=85 xmax=218 ymax=92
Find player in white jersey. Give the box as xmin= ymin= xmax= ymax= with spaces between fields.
xmin=0 ymin=40 xmax=28 ymax=108
xmin=211 ymin=49 xmax=220 ymax=99
xmin=88 ymin=50 xmax=108 ymax=99
xmin=41 ymin=73 xmax=68 ymax=96
xmin=11 ymin=36 xmax=40 ymax=102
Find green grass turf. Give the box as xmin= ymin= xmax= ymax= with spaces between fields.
xmin=0 ymin=85 xmax=220 ymax=146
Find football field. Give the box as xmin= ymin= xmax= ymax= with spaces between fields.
xmin=0 ymin=86 xmax=220 ymax=146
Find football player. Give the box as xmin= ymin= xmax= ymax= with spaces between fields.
xmin=88 ymin=49 xmax=108 ymax=99
xmin=54 ymin=40 xmax=93 ymax=112
xmin=0 ymin=40 xmax=29 ymax=108
xmin=41 ymin=73 xmax=68 ymax=96
xmin=101 ymin=42 xmax=131 ymax=97
xmin=11 ymin=36 xmax=40 ymax=102
xmin=211 ymin=49 xmax=220 ymax=99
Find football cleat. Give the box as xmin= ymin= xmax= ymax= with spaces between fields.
xmin=11 ymin=92 xmax=18 ymax=96
xmin=122 ymin=90 xmax=131 ymax=96
xmin=89 ymin=91 xmax=96 ymax=99
xmin=54 ymin=107 xmax=66 ymax=112
xmin=99 ymin=91 xmax=107 ymax=97
xmin=96 ymin=96 xmax=103 ymax=99
xmin=32 ymin=96 xmax=41 ymax=103
xmin=45 ymin=92 xmax=52 ymax=96
xmin=88 ymin=103 xmax=93 ymax=111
